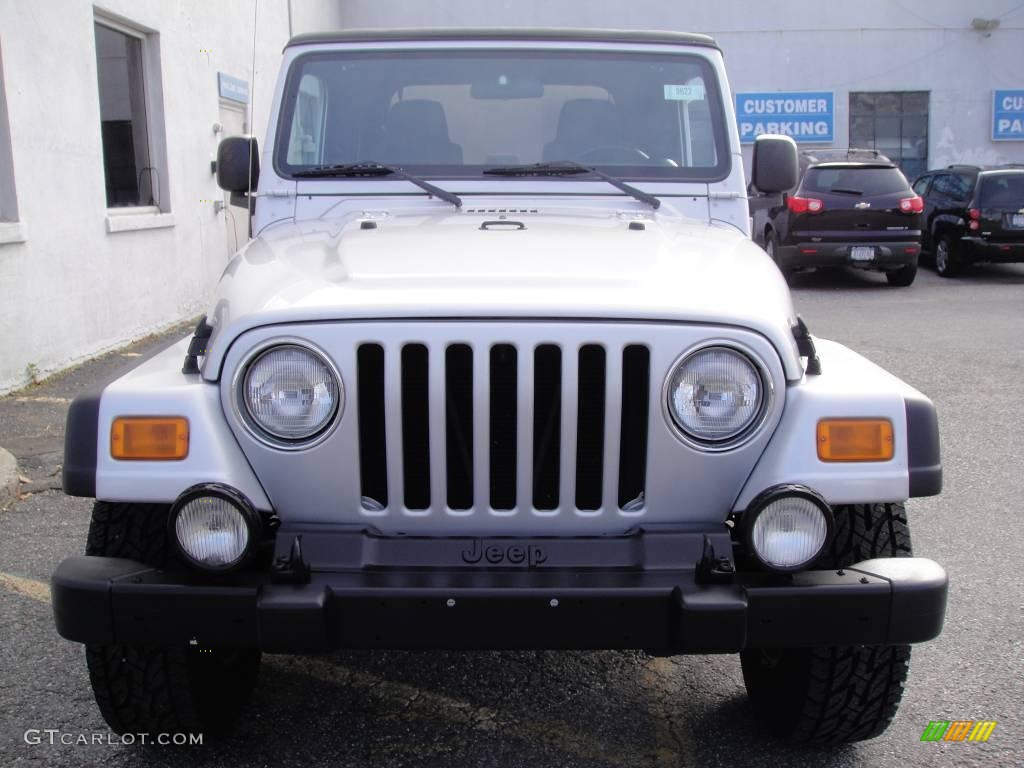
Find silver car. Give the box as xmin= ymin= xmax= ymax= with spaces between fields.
xmin=53 ymin=29 xmax=946 ymax=745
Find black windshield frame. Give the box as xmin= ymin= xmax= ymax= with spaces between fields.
xmin=274 ymin=48 xmax=731 ymax=183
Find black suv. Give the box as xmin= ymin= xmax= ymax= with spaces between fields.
xmin=912 ymin=165 xmax=1024 ymax=277
xmin=752 ymin=149 xmax=923 ymax=286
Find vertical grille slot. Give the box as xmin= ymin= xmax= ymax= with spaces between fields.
xmin=489 ymin=344 xmax=517 ymax=510
xmin=445 ymin=344 xmax=474 ymax=510
xmin=575 ymin=344 xmax=606 ymax=510
xmin=618 ymin=345 xmax=650 ymax=509
xmin=356 ymin=344 xmax=388 ymax=509
xmin=401 ymin=344 xmax=431 ymax=510
xmin=532 ymin=344 xmax=562 ymax=510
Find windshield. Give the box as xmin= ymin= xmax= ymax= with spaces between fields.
xmin=978 ymin=173 xmax=1024 ymax=208
xmin=800 ymin=165 xmax=911 ymax=195
xmin=275 ymin=49 xmax=729 ymax=180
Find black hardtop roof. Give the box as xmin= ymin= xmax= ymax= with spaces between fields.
xmin=285 ymin=27 xmax=720 ymax=52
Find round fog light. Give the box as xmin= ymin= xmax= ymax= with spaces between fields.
xmin=744 ymin=486 xmax=832 ymax=572
xmin=171 ymin=485 xmax=260 ymax=571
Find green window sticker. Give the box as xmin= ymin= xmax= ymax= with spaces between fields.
xmin=664 ymin=84 xmax=706 ymax=101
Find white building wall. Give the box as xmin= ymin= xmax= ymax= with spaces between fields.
xmin=335 ymin=0 xmax=1024 ymax=170
xmin=0 ymin=0 xmax=342 ymax=393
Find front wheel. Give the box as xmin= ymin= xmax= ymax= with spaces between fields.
xmin=740 ymin=503 xmax=913 ymax=744
xmin=84 ymin=502 xmax=261 ymax=736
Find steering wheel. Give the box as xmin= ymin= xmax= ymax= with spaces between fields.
xmin=575 ymin=145 xmax=651 ymax=163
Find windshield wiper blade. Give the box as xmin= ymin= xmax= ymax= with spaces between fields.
xmin=483 ymin=161 xmax=661 ymax=210
xmin=292 ymin=162 xmax=461 ymax=208
xmin=829 ymin=187 xmax=864 ymax=196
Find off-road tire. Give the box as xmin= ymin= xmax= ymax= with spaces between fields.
xmin=84 ymin=502 xmax=261 ymax=737
xmin=740 ymin=502 xmax=913 ymax=744
xmin=885 ymin=262 xmax=918 ymax=287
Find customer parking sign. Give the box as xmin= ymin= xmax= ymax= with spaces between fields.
xmin=993 ymin=90 xmax=1024 ymax=141
xmin=736 ymin=91 xmax=834 ymax=144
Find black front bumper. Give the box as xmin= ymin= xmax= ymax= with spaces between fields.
xmin=52 ymin=529 xmax=947 ymax=654
xmin=777 ymin=241 xmax=919 ymax=270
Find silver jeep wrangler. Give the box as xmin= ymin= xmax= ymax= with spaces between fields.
xmin=53 ymin=29 xmax=946 ymax=744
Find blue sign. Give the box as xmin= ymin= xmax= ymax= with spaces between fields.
xmin=736 ymin=91 xmax=834 ymax=144
xmin=993 ymin=90 xmax=1024 ymax=141
xmin=218 ymin=72 xmax=249 ymax=104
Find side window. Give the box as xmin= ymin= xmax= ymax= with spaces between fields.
xmin=94 ymin=17 xmax=168 ymax=210
xmin=912 ymin=175 xmax=930 ymax=196
xmin=0 ymin=37 xmax=18 ymax=227
xmin=930 ymin=174 xmax=953 ymax=198
xmin=287 ymin=74 xmax=328 ymax=166
xmin=950 ymin=174 xmax=972 ymax=203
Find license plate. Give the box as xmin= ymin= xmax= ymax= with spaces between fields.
xmin=1011 ymin=214 xmax=1024 ymax=228
xmin=850 ymin=246 xmax=875 ymax=261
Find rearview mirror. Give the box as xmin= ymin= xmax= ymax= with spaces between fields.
xmin=216 ymin=136 xmax=259 ymax=194
xmin=752 ymin=134 xmax=798 ymax=193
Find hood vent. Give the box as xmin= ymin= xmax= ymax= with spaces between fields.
xmin=463 ymin=207 xmax=540 ymax=215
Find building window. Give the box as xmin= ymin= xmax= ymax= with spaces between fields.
xmin=849 ymin=92 xmax=929 ymax=180
xmin=94 ymin=20 xmax=159 ymax=208
xmin=0 ymin=38 xmax=18 ymax=225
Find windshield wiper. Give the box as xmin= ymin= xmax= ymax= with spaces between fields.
xmin=292 ymin=162 xmax=462 ymax=208
xmin=483 ymin=161 xmax=661 ymax=210
xmin=828 ymin=187 xmax=864 ymax=196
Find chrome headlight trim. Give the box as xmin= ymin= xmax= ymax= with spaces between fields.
xmin=661 ymin=340 xmax=775 ymax=452
xmin=231 ymin=337 xmax=344 ymax=451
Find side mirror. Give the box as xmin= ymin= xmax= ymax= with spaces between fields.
xmin=752 ymin=134 xmax=798 ymax=193
xmin=216 ymin=136 xmax=259 ymax=194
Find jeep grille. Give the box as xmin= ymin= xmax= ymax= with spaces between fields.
xmin=355 ymin=341 xmax=651 ymax=515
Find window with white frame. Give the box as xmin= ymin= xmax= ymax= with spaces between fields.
xmin=94 ymin=16 xmax=167 ymax=209
xmin=0 ymin=38 xmax=18 ymax=225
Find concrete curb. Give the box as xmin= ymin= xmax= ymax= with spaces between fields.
xmin=0 ymin=447 xmax=17 ymax=509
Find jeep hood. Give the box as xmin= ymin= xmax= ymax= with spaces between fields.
xmin=202 ymin=208 xmax=803 ymax=380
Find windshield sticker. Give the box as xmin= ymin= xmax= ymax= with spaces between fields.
xmin=664 ymin=84 xmax=706 ymax=101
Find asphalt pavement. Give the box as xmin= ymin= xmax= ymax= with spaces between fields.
xmin=0 ymin=263 xmax=1022 ymax=768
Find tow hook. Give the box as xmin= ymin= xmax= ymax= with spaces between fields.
xmin=271 ymin=535 xmax=311 ymax=585
xmin=696 ymin=535 xmax=736 ymax=584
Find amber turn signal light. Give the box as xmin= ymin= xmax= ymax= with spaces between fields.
xmin=111 ymin=417 xmax=189 ymax=460
xmin=817 ymin=419 xmax=893 ymax=462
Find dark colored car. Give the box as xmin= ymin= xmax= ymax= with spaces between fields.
xmin=912 ymin=165 xmax=1024 ymax=277
xmin=752 ymin=149 xmax=923 ymax=286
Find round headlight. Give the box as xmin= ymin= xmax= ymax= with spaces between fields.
xmin=745 ymin=486 xmax=832 ymax=571
xmin=172 ymin=486 xmax=259 ymax=571
xmin=666 ymin=346 xmax=764 ymax=445
xmin=242 ymin=344 xmax=341 ymax=443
